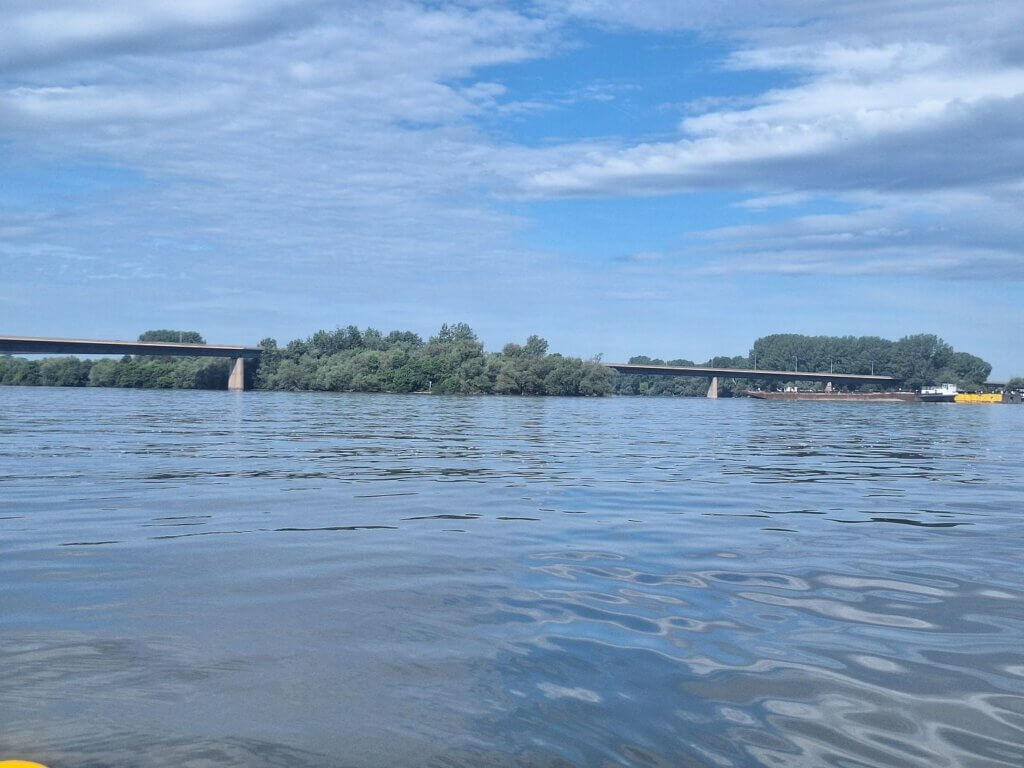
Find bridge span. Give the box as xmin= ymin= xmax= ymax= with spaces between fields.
xmin=0 ymin=336 xmax=262 ymax=390
xmin=2 ymin=336 xmax=903 ymax=396
xmin=604 ymin=363 xmax=898 ymax=398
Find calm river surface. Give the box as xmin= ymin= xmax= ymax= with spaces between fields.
xmin=2 ymin=387 xmax=1023 ymax=767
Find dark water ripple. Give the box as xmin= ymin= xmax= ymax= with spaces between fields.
xmin=2 ymin=387 xmax=1023 ymax=767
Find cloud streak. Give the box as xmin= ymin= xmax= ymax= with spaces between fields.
xmin=522 ymin=51 xmax=1024 ymax=197
xmin=0 ymin=0 xmax=325 ymax=72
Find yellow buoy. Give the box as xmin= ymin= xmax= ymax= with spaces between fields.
xmin=0 ymin=762 xmax=50 ymax=768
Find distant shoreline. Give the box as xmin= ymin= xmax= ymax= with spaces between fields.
xmin=3 ymin=327 xmax=1011 ymax=397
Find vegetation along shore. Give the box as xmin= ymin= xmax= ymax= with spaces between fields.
xmin=1 ymin=326 xmax=1018 ymax=396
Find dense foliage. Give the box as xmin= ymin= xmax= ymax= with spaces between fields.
xmin=0 ymin=329 xmax=226 ymax=389
xmin=0 ymin=354 xmax=231 ymax=389
xmin=750 ymin=333 xmax=991 ymax=390
xmin=254 ymin=323 xmax=612 ymax=396
xmin=614 ymin=333 xmax=994 ymax=396
xmin=0 ymin=325 xmax=614 ymax=396
xmin=1 ymin=328 xmax=1005 ymax=396
xmin=137 ymin=330 xmax=206 ymax=344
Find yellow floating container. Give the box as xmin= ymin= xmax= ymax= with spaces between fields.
xmin=954 ymin=393 xmax=1003 ymax=403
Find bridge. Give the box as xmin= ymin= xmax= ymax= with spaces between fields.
xmin=0 ymin=336 xmax=262 ymax=391
xmin=1 ymin=335 xmax=903 ymax=395
xmin=604 ymin=363 xmax=898 ymax=398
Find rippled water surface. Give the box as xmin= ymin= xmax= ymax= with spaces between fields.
xmin=2 ymin=387 xmax=1023 ymax=767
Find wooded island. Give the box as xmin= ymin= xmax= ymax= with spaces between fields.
xmin=1 ymin=326 xmax=1014 ymax=396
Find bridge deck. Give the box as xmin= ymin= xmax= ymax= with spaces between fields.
xmin=605 ymin=363 xmax=897 ymax=385
xmin=0 ymin=336 xmax=262 ymax=359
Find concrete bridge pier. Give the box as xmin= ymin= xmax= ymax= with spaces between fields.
xmin=707 ymin=376 xmax=719 ymax=399
xmin=228 ymin=357 xmax=245 ymax=391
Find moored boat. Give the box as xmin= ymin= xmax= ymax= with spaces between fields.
xmin=918 ymin=384 xmax=958 ymax=402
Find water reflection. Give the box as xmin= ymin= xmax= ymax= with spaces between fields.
xmin=1 ymin=388 xmax=1023 ymax=767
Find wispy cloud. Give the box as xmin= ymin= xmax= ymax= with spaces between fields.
xmin=0 ymin=0 xmax=324 ymax=72
xmin=691 ymin=191 xmax=1024 ymax=279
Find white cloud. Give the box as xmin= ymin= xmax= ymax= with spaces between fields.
xmin=734 ymin=192 xmax=810 ymax=209
xmin=522 ymin=57 xmax=1024 ymax=197
xmin=690 ymin=190 xmax=1024 ymax=278
xmin=2 ymin=0 xmax=1023 ymax=358
xmin=0 ymin=84 xmax=230 ymax=124
xmin=504 ymin=2 xmax=1024 ymax=283
xmin=0 ymin=0 xmax=322 ymax=72
xmin=518 ymin=0 xmax=1024 ymax=204
xmin=555 ymin=0 xmax=1024 ymax=54
xmin=724 ymin=42 xmax=950 ymax=76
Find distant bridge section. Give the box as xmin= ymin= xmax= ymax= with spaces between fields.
xmin=605 ymin=363 xmax=898 ymax=398
xmin=0 ymin=335 xmax=262 ymax=390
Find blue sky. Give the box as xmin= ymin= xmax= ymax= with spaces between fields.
xmin=2 ymin=1 xmax=1023 ymax=378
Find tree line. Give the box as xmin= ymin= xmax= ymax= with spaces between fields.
xmin=0 ymin=328 xmax=1009 ymax=396
xmin=614 ymin=333 xmax=995 ymax=396
xmin=0 ymin=325 xmax=614 ymax=396
xmin=254 ymin=323 xmax=612 ymax=395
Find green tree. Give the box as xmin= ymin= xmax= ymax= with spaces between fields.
xmin=37 ymin=357 xmax=90 ymax=386
xmin=523 ymin=335 xmax=549 ymax=359
xmin=617 ymin=332 xmax=991 ymax=396
xmin=0 ymin=356 xmax=40 ymax=385
xmin=138 ymin=330 xmax=205 ymax=344
xmin=578 ymin=361 xmax=614 ymax=396
xmin=944 ymin=351 xmax=991 ymax=386
xmin=543 ymin=357 xmax=581 ymax=395
xmin=423 ymin=323 xmax=488 ymax=393
xmin=253 ymin=338 xmax=281 ymax=389
xmin=87 ymin=359 xmax=120 ymax=387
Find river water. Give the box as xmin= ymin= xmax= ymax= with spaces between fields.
xmin=1 ymin=387 xmax=1023 ymax=767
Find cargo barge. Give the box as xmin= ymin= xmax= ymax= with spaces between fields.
xmin=955 ymin=393 xmax=1006 ymax=403
xmin=746 ymin=386 xmax=1022 ymax=403
xmin=917 ymin=384 xmax=1022 ymax=403
xmin=745 ymin=390 xmax=917 ymax=402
